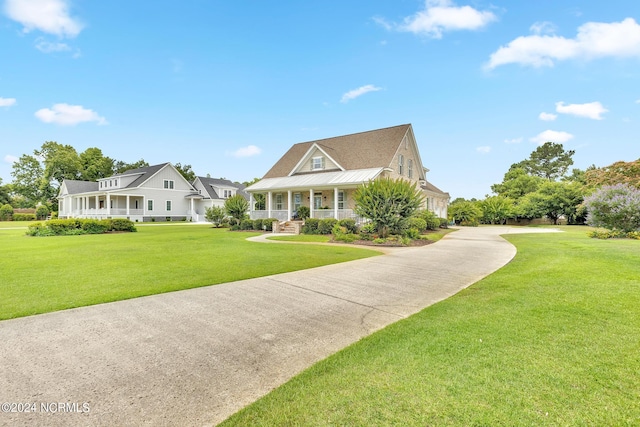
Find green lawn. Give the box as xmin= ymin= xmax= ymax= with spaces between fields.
xmin=221 ymin=226 xmax=640 ymax=426
xmin=0 ymin=224 xmax=379 ymax=320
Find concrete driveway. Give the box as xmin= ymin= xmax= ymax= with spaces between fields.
xmin=0 ymin=226 xmax=558 ymax=426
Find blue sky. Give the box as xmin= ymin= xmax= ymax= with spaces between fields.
xmin=1 ymin=0 xmax=639 ymax=199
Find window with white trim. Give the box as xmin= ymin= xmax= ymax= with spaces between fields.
xmin=164 ymin=180 xmax=174 ymax=189
xmin=275 ymin=193 xmax=283 ymax=210
xmin=398 ymin=154 xmax=404 ymax=175
xmin=314 ymin=193 xmax=322 ymax=209
xmin=293 ymin=193 xmax=302 ymax=210
xmin=148 ymin=200 xmax=154 ymax=211
xmin=166 ymin=200 xmax=172 ymax=211
xmin=338 ymin=191 xmax=345 ymax=210
xmin=311 ymin=156 xmax=325 ymax=170
xmin=408 ymin=159 xmax=413 ymax=179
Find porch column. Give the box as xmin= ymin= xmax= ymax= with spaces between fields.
xmin=309 ymin=188 xmax=314 ymax=218
xmin=106 ymin=194 xmax=111 ymax=216
xmin=249 ymin=193 xmax=254 ymax=217
xmin=334 ymin=187 xmax=339 ymax=220
xmin=267 ymin=192 xmax=272 ymax=218
xmin=190 ymin=198 xmax=194 ymax=220
xmin=287 ymin=190 xmax=292 ymax=220
xmin=95 ymin=195 xmax=99 ymax=216
xmin=126 ymin=195 xmax=130 ymax=216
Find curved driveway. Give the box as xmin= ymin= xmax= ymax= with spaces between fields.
xmin=0 ymin=226 xmax=558 ymax=426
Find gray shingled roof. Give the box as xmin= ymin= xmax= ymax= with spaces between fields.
xmin=63 ymin=180 xmax=99 ymax=195
xmin=422 ymin=180 xmax=449 ymax=197
xmin=115 ymin=163 xmax=169 ymax=189
xmin=196 ymin=177 xmax=249 ymax=201
xmin=262 ymin=124 xmax=412 ymax=179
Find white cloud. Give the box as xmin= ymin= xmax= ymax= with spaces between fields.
xmin=0 ymin=97 xmax=17 ymax=107
xmin=35 ymin=103 xmax=107 ymax=126
xmin=340 ymin=84 xmax=381 ymax=103
xmin=34 ymin=37 xmax=71 ymax=53
xmin=4 ymin=0 xmax=83 ymax=38
xmin=530 ymin=21 xmax=556 ymax=35
xmin=504 ymin=137 xmax=523 ymax=144
xmin=4 ymin=155 xmax=19 ymax=164
xmin=539 ymin=112 xmax=557 ymax=121
xmin=555 ymin=101 xmax=608 ymax=120
xmin=227 ymin=145 xmax=262 ymax=158
xmin=398 ymin=0 xmax=497 ymax=38
xmin=486 ymin=18 xmax=640 ymax=69
xmin=635 ymin=99 xmax=640 ymax=104
xmin=476 ymin=146 xmax=491 ymax=153
xmin=529 ymin=130 xmax=574 ymax=145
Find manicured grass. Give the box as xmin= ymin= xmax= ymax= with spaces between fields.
xmin=0 ymin=224 xmax=379 ymax=320
xmin=0 ymin=221 xmax=37 ymax=228
xmin=220 ymin=226 xmax=640 ymax=426
xmin=267 ymin=234 xmax=332 ymax=243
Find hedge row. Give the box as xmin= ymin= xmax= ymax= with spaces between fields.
xmin=231 ymin=218 xmax=278 ymax=231
xmin=26 ymin=218 xmax=137 ymax=236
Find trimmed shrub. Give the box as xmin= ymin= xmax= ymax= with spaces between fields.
xmin=240 ymin=219 xmax=254 ymax=230
xmin=318 ymin=218 xmax=338 ymax=235
xmin=26 ymin=223 xmax=53 ymax=237
xmin=404 ymin=227 xmax=421 ymax=239
xmin=439 ymin=217 xmax=449 ymax=229
xmin=337 ymin=218 xmax=358 ymax=234
xmin=417 ymin=210 xmax=440 ymax=230
xmin=13 ymin=213 xmax=36 ymax=221
xmin=81 ymin=219 xmax=110 ymax=234
xmin=302 ymin=218 xmax=319 ymax=234
xmin=0 ymin=204 xmax=13 ymax=221
xmin=407 ymin=217 xmax=427 ymax=232
xmin=332 ymin=223 xmax=358 ymax=243
xmin=253 ymin=219 xmax=264 ymax=231
xmin=110 ymin=218 xmax=136 ymax=232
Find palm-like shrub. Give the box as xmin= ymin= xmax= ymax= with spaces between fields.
xmin=224 ymin=195 xmax=249 ymax=225
xmin=354 ymin=178 xmax=424 ymax=238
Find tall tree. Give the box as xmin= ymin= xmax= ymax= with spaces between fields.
xmin=491 ymin=167 xmax=543 ymax=199
xmin=36 ymin=141 xmax=82 ymax=188
xmin=513 ymin=142 xmax=575 ymax=180
xmin=0 ymin=178 xmax=10 ymax=206
xmin=114 ymin=159 xmax=149 ymax=174
xmin=10 ymin=154 xmax=47 ymax=207
xmin=174 ymin=163 xmax=196 ymax=183
xmin=584 ymin=159 xmax=640 ymax=189
xmin=79 ymin=147 xmax=115 ymax=181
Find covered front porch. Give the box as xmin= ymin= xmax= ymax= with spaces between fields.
xmin=249 ymin=188 xmax=358 ymax=222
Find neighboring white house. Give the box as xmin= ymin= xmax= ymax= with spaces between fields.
xmin=245 ymin=124 xmax=450 ymax=221
xmin=58 ymin=163 xmax=248 ymax=222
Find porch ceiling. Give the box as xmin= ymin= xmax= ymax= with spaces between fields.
xmin=247 ymin=167 xmax=384 ymax=192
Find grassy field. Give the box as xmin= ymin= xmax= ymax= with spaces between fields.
xmin=221 ymin=226 xmax=640 ymax=426
xmin=0 ymin=224 xmax=379 ymax=320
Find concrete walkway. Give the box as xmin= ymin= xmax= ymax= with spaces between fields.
xmin=0 ymin=226 xmax=558 ymax=427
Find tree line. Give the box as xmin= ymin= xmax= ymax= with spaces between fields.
xmin=0 ymin=141 xmax=256 ymax=211
xmin=448 ymin=142 xmax=640 ymax=227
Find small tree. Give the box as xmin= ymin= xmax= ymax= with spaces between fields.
xmin=0 ymin=204 xmax=13 ymax=221
xmin=448 ymin=200 xmax=482 ymax=225
xmin=205 ymin=206 xmax=226 ymax=227
xmin=224 ymin=195 xmax=249 ymax=225
xmin=35 ymin=205 xmax=50 ymax=220
xmin=479 ymin=196 xmax=513 ymax=224
xmin=583 ymin=184 xmax=640 ymax=233
xmin=354 ymin=178 xmax=424 ymax=238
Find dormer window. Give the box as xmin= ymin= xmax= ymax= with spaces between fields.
xmin=311 ymin=156 xmax=325 ymax=171
xmin=163 ymin=180 xmax=174 ymax=189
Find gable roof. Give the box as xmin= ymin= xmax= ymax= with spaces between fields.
xmin=112 ymin=163 xmax=170 ymax=189
xmin=62 ymin=180 xmax=99 ymax=195
xmin=195 ymin=177 xmax=250 ymax=201
xmin=263 ymin=124 xmax=412 ymax=179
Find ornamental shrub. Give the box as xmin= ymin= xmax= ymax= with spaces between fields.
xmin=318 ymin=218 xmax=338 ymax=235
xmin=337 ymin=218 xmax=358 ymax=234
xmin=418 ymin=210 xmax=440 ymax=230
xmin=332 ymin=223 xmax=358 ymax=243
xmin=253 ymin=219 xmax=264 ymax=231
xmin=81 ymin=219 xmax=110 ymax=234
xmin=439 ymin=218 xmax=449 ymax=229
xmin=0 ymin=204 xmax=13 ymax=221
xmin=240 ymin=219 xmax=254 ymax=230
xmin=407 ymin=217 xmax=427 ymax=232
xmin=110 ymin=218 xmax=136 ymax=232
xmin=263 ymin=218 xmax=278 ymax=232
xmin=583 ymin=184 xmax=640 ymax=233
xmin=296 ymin=206 xmax=310 ymax=220
xmin=302 ymin=218 xmax=320 ymax=234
